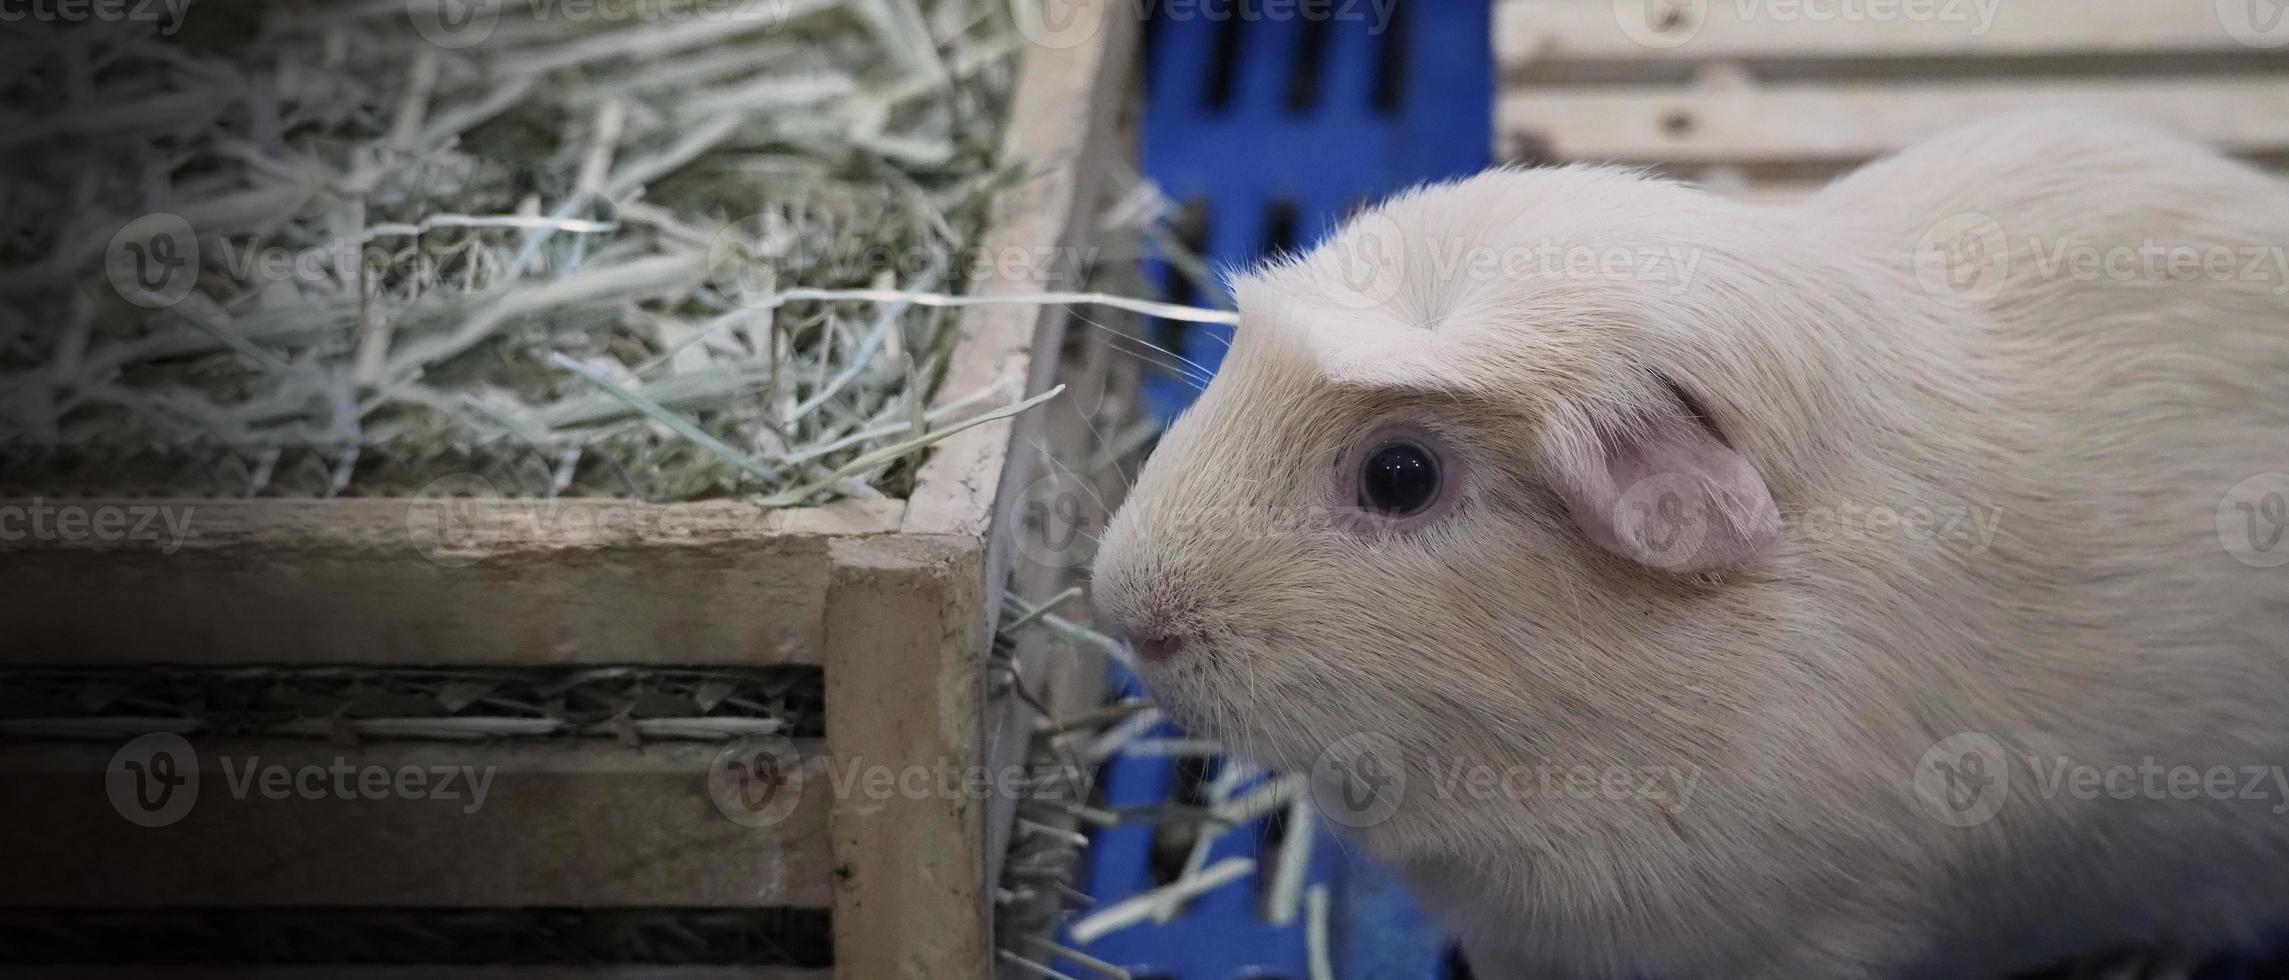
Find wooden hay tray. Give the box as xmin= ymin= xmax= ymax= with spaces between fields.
xmin=0 ymin=4 xmax=1137 ymax=978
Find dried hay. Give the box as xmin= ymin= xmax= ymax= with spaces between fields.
xmin=0 ymin=0 xmax=1053 ymax=502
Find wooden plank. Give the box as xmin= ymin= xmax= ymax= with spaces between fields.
xmin=1501 ymin=0 xmax=2256 ymax=71
xmin=0 ymin=739 xmax=833 ymax=907
xmin=981 ymin=307 xmax=1129 ymax=906
xmin=1500 ymin=76 xmax=2289 ymax=164
xmin=893 ymin=0 xmax=1135 ymax=924
xmin=900 ymin=0 xmax=1136 ymax=542
xmin=0 ymin=497 xmax=899 ymax=665
xmin=988 ymin=329 xmax=1135 ymax=980
xmin=823 ymin=534 xmax=990 ymax=980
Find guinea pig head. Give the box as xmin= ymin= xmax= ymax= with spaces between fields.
xmin=1091 ymin=168 xmax=1800 ymax=824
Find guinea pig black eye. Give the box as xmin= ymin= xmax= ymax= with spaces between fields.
xmin=1359 ymin=441 xmax=1440 ymax=516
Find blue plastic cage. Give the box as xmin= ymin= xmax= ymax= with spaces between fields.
xmin=1057 ymin=2 xmax=1493 ymax=977
xmin=1134 ymin=0 xmax=1495 ymax=424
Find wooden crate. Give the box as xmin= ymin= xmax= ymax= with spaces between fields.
xmin=0 ymin=4 xmax=1137 ymax=978
xmin=1498 ymin=0 xmax=2289 ymax=200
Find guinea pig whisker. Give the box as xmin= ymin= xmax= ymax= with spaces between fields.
xmin=1077 ymin=419 xmax=1139 ymax=497
xmin=1061 ymin=423 xmax=1136 ymax=499
xmin=1069 ymin=318 xmax=1205 ymax=385
xmin=1101 ymin=339 xmax=1209 ymax=391
xmin=1087 ymin=316 xmax=1216 ymax=378
xmin=1029 ymin=434 xmax=1124 ymax=520
xmin=1074 ymin=311 xmax=1216 ymax=388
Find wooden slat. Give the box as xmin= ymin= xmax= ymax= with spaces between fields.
xmin=1501 ymin=0 xmax=2256 ymax=70
xmin=0 ymin=497 xmax=901 ymax=666
xmin=889 ymin=0 xmax=1137 ymax=937
xmin=900 ymin=0 xmax=1135 ymax=542
xmin=0 ymin=739 xmax=833 ymax=907
xmin=981 ymin=305 xmax=1133 ymax=917
xmin=1501 ymin=76 xmax=2289 ymax=164
xmin=824 ymin=534 xmax=990 ymax=980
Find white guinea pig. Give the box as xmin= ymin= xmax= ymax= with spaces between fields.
xmin=1091 ymin=110 xmax=2289 ymax=979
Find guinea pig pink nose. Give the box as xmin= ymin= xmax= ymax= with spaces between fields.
xmin=1128 ymin=633 xmax=1184 ymax=662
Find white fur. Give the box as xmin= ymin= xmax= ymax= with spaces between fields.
xmin=1092 ymin=111 xmax=2289 ymax=978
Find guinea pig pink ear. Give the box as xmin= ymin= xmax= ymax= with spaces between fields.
xmin=1548 ymin=394 xmax=1780 ymax=573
